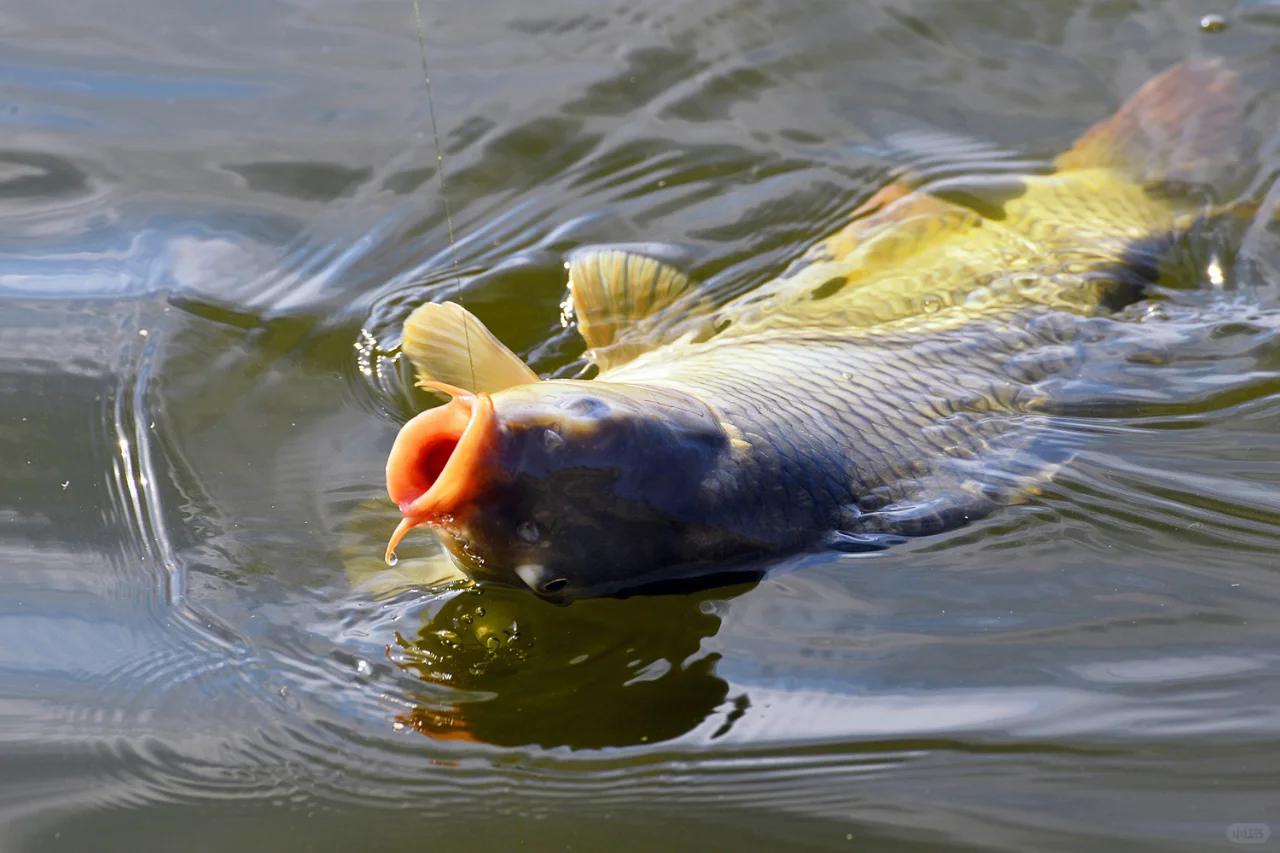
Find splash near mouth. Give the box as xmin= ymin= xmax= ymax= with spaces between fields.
xmin=385 ymin=385 xmax=497 ymax=563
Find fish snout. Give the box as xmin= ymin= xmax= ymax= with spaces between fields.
xmin=384 ymin=389 xmax=502 ymax=563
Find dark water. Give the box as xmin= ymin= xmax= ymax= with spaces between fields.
xmin=4 ymin=0 xmax=1280 ymax=850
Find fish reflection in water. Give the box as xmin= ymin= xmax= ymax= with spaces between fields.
xmin=342 ymin=502 xmax=739 ymax=749
xmin=391 ymin=583 xmax=740 ymax=749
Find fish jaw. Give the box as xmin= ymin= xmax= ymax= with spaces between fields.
xmin=384 ymin=388 xmax=502 ymax=563
xmin=385 ymin=378 xmax=774 ymax=599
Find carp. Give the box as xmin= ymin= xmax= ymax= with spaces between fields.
xmin=384 ymin=61 xmax=1247 ymax=600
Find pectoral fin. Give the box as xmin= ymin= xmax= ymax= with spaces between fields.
xmin=402 ymin=301 xmax=540 ymax=395
xmin=567 ymin=246 xmax=701 ymax=371
xmin=835 ymin=444 xmax=1076 ymax=542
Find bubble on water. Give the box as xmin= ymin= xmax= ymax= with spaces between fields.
xmin=474 ymin=607 xmax=486 ymax=618
xmin=391 ymin=721 xmax=406 ymax=733
xmin=921 ymin=295 xmax=943 ymax=313
xmin=1199 ymin=12 xmax=1228 ymax=32
xmin=387 ymin=552 xmax=398 ymax=567
xmin=355 ymin=659 xmax=372 ymax=676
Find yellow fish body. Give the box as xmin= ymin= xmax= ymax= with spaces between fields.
xmin=384 ymin=61 xmax=1243 ymax=600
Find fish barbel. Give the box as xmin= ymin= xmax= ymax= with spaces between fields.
xmin=384 ymin=61 xmax=1248 ymax=600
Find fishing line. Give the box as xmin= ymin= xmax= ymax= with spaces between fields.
xmin=412 ymin=0 xmax=476 ymax=390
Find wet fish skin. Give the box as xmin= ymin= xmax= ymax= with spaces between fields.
xmin=430 ymin=381 xmax=770 ymax=597
xmin=385 ymin=61 xmax=1247 ymax=600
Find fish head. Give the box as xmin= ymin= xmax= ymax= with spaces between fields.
xmin=385 ymin=379 xmax=740 ymax=600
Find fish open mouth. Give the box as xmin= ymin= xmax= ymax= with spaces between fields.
xmin=385 ymin=386 xmax=497 ymax=563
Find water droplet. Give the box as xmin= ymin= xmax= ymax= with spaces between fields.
xmin=387 ymin=552 xmax=399 ymax=567
xmin=355 ymin=659 xmax=372 ymax=676
xmin=484 ymin=636 xmax=500 ymax=650
xmin=1199 ymin=12 xmax=1228 ymax=32
xmin=921 ymin=295 xmax=942 ymax=313
xmin=474 ymin=607 xmax=486 ymax=618
xmin=460 ymin=614 xmax=473 ymax=625
xmin=391 ymin=721 xmax=406 ymax=733
xmin=965 ymin=286 xmax=992 ymax=307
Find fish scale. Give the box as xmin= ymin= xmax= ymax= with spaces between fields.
xmin=385 ymin=60 xmax=1256 ymax=599
xmin=604 ymin=322 xmax=1046 ymax=545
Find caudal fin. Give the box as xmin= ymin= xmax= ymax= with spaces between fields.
xmin=1056 ymin=60 xmax=1242 ymax=188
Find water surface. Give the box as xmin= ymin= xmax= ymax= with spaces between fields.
xmin=3 ymin=0 xmax=1280 ymax=850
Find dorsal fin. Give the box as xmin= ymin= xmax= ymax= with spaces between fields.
xmin=401 ymin=301 xmax=539 ymax=395
xmin=1055 ymin=60 xmax=1241 ymax=186
xmin=566 ymin=246 xmax=697 ymax=370
xmin=811 ymin=128 xmax=1051 ymax=264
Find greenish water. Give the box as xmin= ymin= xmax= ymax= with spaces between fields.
xmin=3 ymin=0 xmax=1280 ymax=850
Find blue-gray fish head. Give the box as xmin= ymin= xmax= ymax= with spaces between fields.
xmin=386 ymin=379 xmax=761 ymax=600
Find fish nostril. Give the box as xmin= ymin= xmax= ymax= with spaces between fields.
xmin=563 ymin=396 xmax=609 ymax=418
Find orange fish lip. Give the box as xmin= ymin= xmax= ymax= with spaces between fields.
xmin=384 ymin=384 xmax=498 ymax=563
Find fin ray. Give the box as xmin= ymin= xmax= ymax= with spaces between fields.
xmin=401 ymin=301 xmax=539 ymax=395
xmin=567 ymin=247 xmax=699 ymax=371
